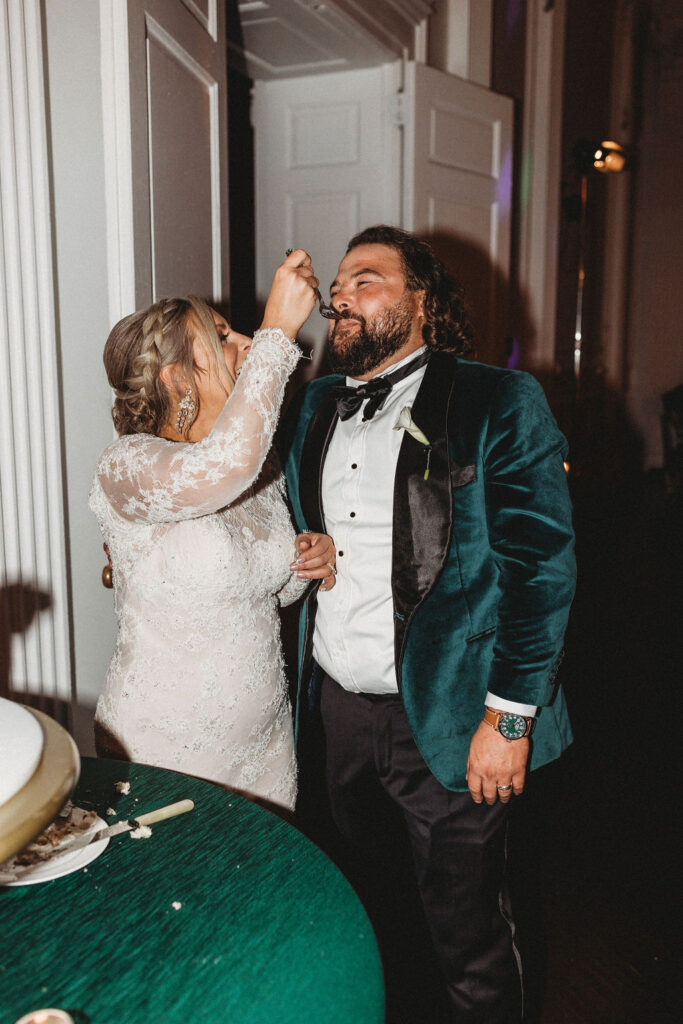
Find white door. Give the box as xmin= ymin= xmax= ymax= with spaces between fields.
xmin=125 ymin=0 xmax=229 ymax=307
xmin=403 ymin=62 xmax=513 ymax=366
xmin=253 ymin=63 xmax=402 ymax=372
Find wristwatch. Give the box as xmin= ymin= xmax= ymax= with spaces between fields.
xmin=484 ymin=707 xmax=535 ymax=741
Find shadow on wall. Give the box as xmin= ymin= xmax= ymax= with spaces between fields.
xmin=428 ymin=229 xmax=514 ymax=370
xmin=428 ymin=229 xmax=647 ymax=501
xmin=0 ymin=582 xmax=69 ymax=728
xmin=0 ymin=581 xmax=100 ymax=753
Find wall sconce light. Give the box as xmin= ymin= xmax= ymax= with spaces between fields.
xmin=572 ymin=138 xmax=628 ymax=176
xmin=570 ymin=138 xmax=628 ymax=379
xmin=592 ymin=140 xmax=627 ymax=174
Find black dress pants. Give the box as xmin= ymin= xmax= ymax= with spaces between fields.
xmin=318 ymin=674 xmax=523 ymax=1024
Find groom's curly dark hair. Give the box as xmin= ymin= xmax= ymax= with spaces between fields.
xmin=345 ymin=225 xmax=474 ymax=356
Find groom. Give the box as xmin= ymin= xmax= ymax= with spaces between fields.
xmin=281 ymin=226 xmax=576 ymax=1022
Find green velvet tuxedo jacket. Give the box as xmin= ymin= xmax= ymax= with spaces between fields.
xmin=281 ymin=352 xmax=576 ymax=791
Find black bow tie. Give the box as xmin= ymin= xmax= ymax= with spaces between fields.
xmin=332 ymin=349 xmax=430 ymax=421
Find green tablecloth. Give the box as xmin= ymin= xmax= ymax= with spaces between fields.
xmin=0 ymin=757 xmax=384 ymax=1023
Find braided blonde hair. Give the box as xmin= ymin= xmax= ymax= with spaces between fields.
xmin=103 ymin=295 xmax=231 ymax=439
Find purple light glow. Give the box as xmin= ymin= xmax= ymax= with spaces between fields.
xmin=498 ymin=148 xmax=513 ymax=217
xmin=520 ymin=147 xmax=532 ymax=212
xmin=507 ymin=0 xmax=524 ymax=37
xmin=507 ymin=336 xmax=521 ymax=369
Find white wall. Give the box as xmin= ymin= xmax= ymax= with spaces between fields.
xmin=44 ymin=0 xmax=116 ymax=749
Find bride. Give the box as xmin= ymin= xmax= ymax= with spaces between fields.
xmin=89 ymin=250 xmax=335 ymax=812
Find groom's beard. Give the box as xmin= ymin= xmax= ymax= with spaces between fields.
xmin=326 ymin=294 xmax=416 ymax=376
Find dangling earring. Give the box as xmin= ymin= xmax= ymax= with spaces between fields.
xmin=175 ymin=387 xmax=196 ymax=435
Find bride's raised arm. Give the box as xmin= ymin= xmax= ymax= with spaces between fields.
xmin=95 ymin=251 xmax=317 ymax=523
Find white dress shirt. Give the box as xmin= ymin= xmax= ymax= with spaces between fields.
xmin=312 ymin=346 xmax=536 ymax=716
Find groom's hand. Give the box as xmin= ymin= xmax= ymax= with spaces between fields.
xmin=466 ymin=722 xmax=529 ymax=805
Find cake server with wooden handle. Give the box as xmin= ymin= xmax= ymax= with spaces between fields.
xmin=55 ymin=799 xmax=195 ymax=856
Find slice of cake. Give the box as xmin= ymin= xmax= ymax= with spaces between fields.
xmin=0 ymin=803 xmax=99 ymax=881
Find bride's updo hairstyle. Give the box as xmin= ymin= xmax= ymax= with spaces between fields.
xmin=103 ymin=295 xmax=232 ymax=439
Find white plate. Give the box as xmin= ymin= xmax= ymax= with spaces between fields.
xmin=0 ymin=816 xmax=109 ymax=886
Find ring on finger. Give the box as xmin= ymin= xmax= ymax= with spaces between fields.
xmin=496 ymin=784 xmax=512 ymax=792
xmin=326 ymin=562 xmax=337 ymax=576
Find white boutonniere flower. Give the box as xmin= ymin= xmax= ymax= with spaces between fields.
xmin=394 ymin=406 xmax=432 ymax=480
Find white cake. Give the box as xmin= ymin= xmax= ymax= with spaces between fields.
xmin=0 ymin=697 xmax=44 ymax=806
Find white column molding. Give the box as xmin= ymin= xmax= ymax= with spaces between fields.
xmin=413 ymin=18 xmax=429 ymax=64
xmin=517 ymin=0 xmax=566 ymax=370
xmin=0 ymin=0 xmax=72 ymax=698
xmin=427 ymin=0 xmax=492 ymax=87
xmin=100 ymin=0 xmax=136 ymax=327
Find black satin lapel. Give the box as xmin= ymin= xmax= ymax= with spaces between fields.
xmin=392 ymin=354 xmax=457 ymax=624
xmin=298 ymin=392 xmax=339 ymax=535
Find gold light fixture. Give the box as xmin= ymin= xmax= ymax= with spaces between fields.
xmin=571 ymin=138 xmax=628 ymax=380
xmin=592 ymin=140 xmax=627 ymax=174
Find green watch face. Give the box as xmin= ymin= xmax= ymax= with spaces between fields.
xmin=498 ymin=713 xmax=527 ymax=740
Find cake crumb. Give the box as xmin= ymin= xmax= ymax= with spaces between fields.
xmin=129 ymin=825 xmax=152 ymax=840
xmin=172 ymin=901 xmax=182 ymax=910
xmin=106 ymin=807 xmax=116 ymax=817
xmin=115 ymin=781 xmax=130 ymax=795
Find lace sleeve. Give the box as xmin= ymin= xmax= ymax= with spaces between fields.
xmin=97 ymin=328 xmax=301 ymax=523
xmin=277 ymin=568 xmax=310 ymax=608
xmin=260 ymin=463 xmax=309 ymax=608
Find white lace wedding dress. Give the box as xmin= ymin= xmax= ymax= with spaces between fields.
xmin=89 ymin=328 xmax=306 ymax=812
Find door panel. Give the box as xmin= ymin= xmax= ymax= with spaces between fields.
xmin=126 ymin=0 xmax=228 ymax=306
xmin=404 ymin=62 xmax=513 ymax=366
xmin=180 ymin=0 xmax=217 ymax=39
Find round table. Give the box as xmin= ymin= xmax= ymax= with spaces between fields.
xmin=0 ymin=757 xmax=384 ymax=1023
